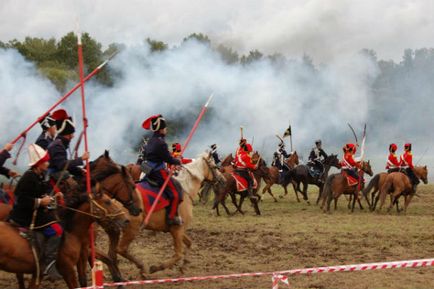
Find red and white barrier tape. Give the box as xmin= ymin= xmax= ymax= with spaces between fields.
xmin=77 ymin=258 xmax=434 ymax=289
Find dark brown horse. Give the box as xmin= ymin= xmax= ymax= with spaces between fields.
xmin=288 ymin=154 xmax=341 ymax=205
xmin=320 ymin=160 xmax=373 ymax=213
xmin=374 ymin=166 xmax=428 ymax=213
xmin=213 ymin=152 xmax=268 ymax=216
xmin=261 ymin=152 xmax=299 ymax=202
xmin=0 ymin=186 xmax=128 ymax=289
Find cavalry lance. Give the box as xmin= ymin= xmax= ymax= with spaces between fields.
xmin=144 ymin=94 xmax=214 ymax=225
xmin=9 ymin=51 xmax=118 ymax=146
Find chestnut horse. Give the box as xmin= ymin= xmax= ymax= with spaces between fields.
xmin=105 ymin=152 xmax=225 ymax=278
xmin=213 ymin=152 xmax=268 ymax=216
xmin=261 ymin=151 xmax=299 ymax=202
xmin=320 ymin=160 xmax=373 ymax=213
xmin=374 ymin=166 xmax=428 ymax=213
xmin=0 ymin=187 xmax=128 ymax=289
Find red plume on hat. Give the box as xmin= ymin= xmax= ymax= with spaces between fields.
xmin=142 ymin=114 xmax=167 ymax=131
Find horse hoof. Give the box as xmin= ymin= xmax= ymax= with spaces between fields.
xmin=149 ymin=265 xmax=159 ymax=274
xmin=273 ymin=199 xmax=278 ymax=203
xmin=279 ymin=195 xmax=284 ymax=199
xmin=306 ymin=201 xmax=311 ymax=206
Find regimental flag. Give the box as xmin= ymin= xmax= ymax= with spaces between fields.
xmin=283 ymin=125 xmax=292 ymax=138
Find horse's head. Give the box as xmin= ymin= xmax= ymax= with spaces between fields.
xmin=221 ymin=154 xmax=234 ymax=167
xmin=287 ymin=151 xmax=299 ymax=168
xmin=90 ymin=151 xmax=142 ymax=217
xmin=252 ymin=151 xmax=268 ymax=177
xmin=360 ymin=160 xmax=373 ymax=177
xmin=415 ymin=165 xmax=428 ymax=184
xmin=325 ymin=154 xmax=341 ymax=168
xmin=90 ymin=183 xmax=130 ymax=229
xmin=201 ymin=152 xmax=226 ymax=185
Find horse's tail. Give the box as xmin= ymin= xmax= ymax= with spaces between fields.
xmin=320 ymin=174 xmax=336 ymax=209
xmin=362 ymin=173 xmax=380 ymax=198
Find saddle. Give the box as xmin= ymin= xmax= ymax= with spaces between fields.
xmin=341 ymin=171 xmax=359 ymax=187
xmin=231 ymin=171 xmax=258 ymax=192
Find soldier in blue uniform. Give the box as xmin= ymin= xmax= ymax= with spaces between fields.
xmin=47 ymin=109 xmax=89 ymax=178
xmin=141 ymin=114 xmax=183 ymax=226
xmin=35 ymin=114 xmax=57 ymax=150
xmin=308 ymin=140 xmax=328 ymax=178
xmin=210 ymin=144 xmax=221 ymax=166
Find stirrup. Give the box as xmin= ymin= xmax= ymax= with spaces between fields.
xmin=167 ymin=216 xmax=183 ymax=226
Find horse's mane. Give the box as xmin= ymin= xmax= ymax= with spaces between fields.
xmin=90 ymin=155 xmax=121 ymax=182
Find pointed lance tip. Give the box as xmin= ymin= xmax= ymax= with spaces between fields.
xmin=204 ymin=93 xmax=214 ymax=108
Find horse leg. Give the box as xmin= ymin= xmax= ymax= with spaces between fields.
xmin=292 ymin=182 xmax=300 ymax=202
xmin=221 ymin=198 xmax=232 ymax=216
xmin=263 ymin=183 xmax=277 ymax=202
xmin=149 ymin=226 xmax=185 ymax=274
xmin=250 ymin=198 xmax=261 ymax=215
xmin=316 ymin=184 xmax=323 ymax=205
xmin=95 ymin=248 xmax=124 ymax=282
xmin=403 ymin=194 xmax=414 ymax=214
xmin=16 ymin=273 xmax=25 ymax=289
xmin=229 ymin=192 xmax=243 ymax=215
xmin=237 ymin=194 xmax=246 ymax=215
xmin=180 ymin=234 xmax=193 ymax=272
xmin=302 ymin=182 xmax=310 ymax=204
xmin=27 ymin=274 xmax=38 ymax=289
xmin=77 ymin=243 xmax=89 ymax=287
xmin=116 ymin=220 xmax=146 ymax=276
xmin=347 ymin=195 xmax=352 ymax=209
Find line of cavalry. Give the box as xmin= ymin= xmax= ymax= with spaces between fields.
xmin=0 ymin=111 xmax=429 ymax=289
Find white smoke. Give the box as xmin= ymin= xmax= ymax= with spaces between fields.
xmin=0 ymin=39 xmax=432 ymax=180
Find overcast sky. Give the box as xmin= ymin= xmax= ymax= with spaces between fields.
xmin=1 ymin=0 xmax=434 ymax=62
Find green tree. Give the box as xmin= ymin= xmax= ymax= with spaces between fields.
xmin=146 ymin=38 xmax=168 ymax=52
xmin=183 ymin=33 xmax=211 ymax=45
xmin=216 ymin=44 xmax=239 ymax=64
xmin=240 ymin=50 xmax=263 ymax=65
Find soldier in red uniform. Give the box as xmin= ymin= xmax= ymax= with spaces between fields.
xmin=340 ymin=143 xmax=360 ymax=183
xmin=385 ymin=143 xmax=400 ymax=173
xmin=400 ymin=143 xmax=419 ymax=190
xmin=234 ymin=141 xmax=257 ymax=199
xmin=171 ymin=143 xmax=192 ymax=164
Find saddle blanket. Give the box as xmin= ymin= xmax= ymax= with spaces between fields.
xmin=231 ymin=171 xmax=258 ymax=192
xmin=136 ymin=181 xmax=170 ymax=213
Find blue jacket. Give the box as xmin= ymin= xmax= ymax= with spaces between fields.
xmin=35 ymin=132 xmax=54 ymax=151
xmin=143 ymin=132 xmax=181 ymax=167
xmin=47 ymin=136 xmax=83 ymax=176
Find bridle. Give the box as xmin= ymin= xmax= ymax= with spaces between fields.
xmin=59 ymin=195 xmax=124 ymax=220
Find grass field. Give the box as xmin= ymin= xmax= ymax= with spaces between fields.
xmin=1 ymin=184 xmax=434 ymax=289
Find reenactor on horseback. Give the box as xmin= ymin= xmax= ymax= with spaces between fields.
xmin=272 ymin=142 xmax=291 ymax=183
xmin=385 ymin=143 xmax=400 ymax=173
xmin=35 ymin=114 xmax=57 ymax=150
xmin=8 ymin=144 xmax=63 ymax=281
xmin=210 ymin=144 xmax=221 ymax=166
xmin=341 ymin=143 xmax=360 ymax=182
xmin=141 ymin=114 xmax=183 ymax=226
xmin=234 ymin=139 xmax=258 ymax=200
xmin=308 ymin=140 xmax=328 ymax=179
xmin=400 ymin=143 xmax=419 ymax=191
xmin=0 ymin=143 xmax=19 ymax=179
xmin=171 ymin=143 xmax=192 ymax=164
xmin=47 ymin=109 xmax=89 ymax=179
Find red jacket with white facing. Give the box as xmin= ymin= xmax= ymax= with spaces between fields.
xmin=400 ymin=151 xmax=414 ymax=169
xmin=386 ymin=153 xmax=400 ymax=169
xmin=341 ymin=152 xmax=360 ymax=170
xmin=234 ymin=144 xmax=256 ymax=170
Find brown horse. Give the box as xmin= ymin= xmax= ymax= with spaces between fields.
xmin=320 ymin=161 xmax=373 ymax=213
xmin=374 ymin=166 xmax=428 ymax=213
xmin=261 ymin=151 xmax=299 ymax=202
xmin=362 ymin=172 xmax=389 ymax=210
xmin=0 ymin=186 xmax=128 ymax=289
xmin=213 ymin=152 xmax=268 ymax=216
xmin=104 ymin=152 xmax=225 ymax=278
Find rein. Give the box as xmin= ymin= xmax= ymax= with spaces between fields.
xmin=59 ymin=197 xmax=124 ymax=219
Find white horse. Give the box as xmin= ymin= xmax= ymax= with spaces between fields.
xmin=100 ymin=152 xmax=225 ymax=278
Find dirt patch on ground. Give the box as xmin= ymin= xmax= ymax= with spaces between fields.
xmin=1 ymin=185 xmax=433 ymax=288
